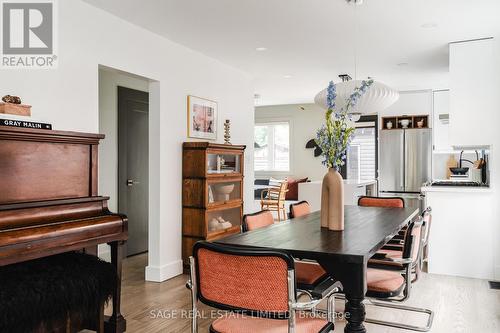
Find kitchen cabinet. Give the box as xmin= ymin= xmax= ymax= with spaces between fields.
xmin=449 ymin=38 xmax=498 ymax=146
xmin=432 ymin=90 xmax=452 ymax=152
xmin=422 ymin=186 xmax=495 ymax=280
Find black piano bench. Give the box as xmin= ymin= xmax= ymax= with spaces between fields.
xmin=0 ymin=252 xmax=117 ymax=333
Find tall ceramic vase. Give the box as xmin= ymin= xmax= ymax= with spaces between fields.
xmin=321 ymin=168 xmax=344 ymax=230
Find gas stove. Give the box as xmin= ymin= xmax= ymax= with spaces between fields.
xmin=431 ymin=180 xmax=482 ymax=187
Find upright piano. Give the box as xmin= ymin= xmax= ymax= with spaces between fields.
xmin=0 ymin=126 xmax=128 ymax=333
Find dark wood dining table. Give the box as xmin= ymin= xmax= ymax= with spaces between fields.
xmin=215 ymin=205 xmax=419 ymax=333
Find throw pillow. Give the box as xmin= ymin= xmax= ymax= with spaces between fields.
xmin=286 ymin=177 xmax=308 ymax=201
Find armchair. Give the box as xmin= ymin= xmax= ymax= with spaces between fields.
xmin=260 ymin=181 xmax=288 ymax=221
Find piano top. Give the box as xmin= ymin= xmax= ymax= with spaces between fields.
xmin=0 ymin=125 xmax=105 ymax=142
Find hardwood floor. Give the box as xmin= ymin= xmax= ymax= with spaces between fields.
xmin=113 ymin=254 xmax=500 ymax=333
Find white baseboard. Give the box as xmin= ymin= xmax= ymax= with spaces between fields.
xmin=145 ymin=260 xmax=183 ymax=282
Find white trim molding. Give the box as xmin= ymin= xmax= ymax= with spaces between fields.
xmin=145 ymin=260 xmax=183 ymax=282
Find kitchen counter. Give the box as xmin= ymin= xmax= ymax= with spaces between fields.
xmin=421 ymin=185 xmax=492 ymax=193
xmin=304 ymin=179 xmax=377 ymax=186
xmin=343 ymin=179 xmax=377 ymax=186
xmin=299 ymin=179 xmax=377 ymax=210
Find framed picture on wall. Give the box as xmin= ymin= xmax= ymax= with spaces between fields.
xmin=187 ymin=95 xmax=217 ymax=140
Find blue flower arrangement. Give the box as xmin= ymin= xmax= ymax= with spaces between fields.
xmin=315 ymin=78 xmax=374 ymax=171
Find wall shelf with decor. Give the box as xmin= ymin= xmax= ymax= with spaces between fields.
xmin=381 ymin=115 xmax=429 ymax=130
xmin=182 ymin=142 xmax=246 ymax=271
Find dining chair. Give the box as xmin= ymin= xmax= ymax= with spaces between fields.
xmin=420 ymin=207 xmax=432 ymax=268
xmin=187 ymin=241 xmax=341 ymax=333
xmin=363 ymin=218 xmax=434 ymax=332
xmin=242 ymin=210 xmax=274 ymax=232
xmin=289 ymin=200 xmax=311 ymax=219
xmin=261 ymin=181 xmax=288 ymax=221
xmin=370 ymin=206 xmax=432 ymax=283
xmin=288 ymin=201 xmax=330 ymax=292
xmin=358 ymin=195 xmax=408 ymax=246
xmin=243 ymin=208 xmax=329 ymax=293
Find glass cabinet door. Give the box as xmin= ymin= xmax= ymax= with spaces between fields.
xmin=207 ymin=206 xmax=242 ymax=238
xmin=207 ymin=152 xmax=241 ymax=175
xmin=207 ymin=180 xmax=242 ymax=207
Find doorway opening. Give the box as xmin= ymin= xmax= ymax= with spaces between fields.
xmin=98 ymin=66 xmax=151 ymax=273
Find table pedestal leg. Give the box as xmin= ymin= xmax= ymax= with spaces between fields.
xmin=345 ymin=296 xmax=366 ymax=333
xmin=319 ymin=259 xmax=367 ymax=333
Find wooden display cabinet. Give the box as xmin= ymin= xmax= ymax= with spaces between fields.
xmin=182 ymin=142 xmax=246 ymax=270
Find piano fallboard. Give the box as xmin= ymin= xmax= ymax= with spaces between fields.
xmin=0 ymin=197 xmax=127 ymax=266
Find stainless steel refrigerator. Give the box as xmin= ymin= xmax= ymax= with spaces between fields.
xmin=379 ymin=128 xmax=432 ymax=210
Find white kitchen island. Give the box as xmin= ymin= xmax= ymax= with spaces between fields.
xmin=298 ymin=179 xmax=377 ymax=212
xmin=422 ymin=185 xmax=496 ymax=280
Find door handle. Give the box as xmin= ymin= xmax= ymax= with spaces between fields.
xmin=127 ymin=179 xmax=140 ymax=187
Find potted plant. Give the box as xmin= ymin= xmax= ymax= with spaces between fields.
xmin=315 ymin=79 xmax=373 ymax=230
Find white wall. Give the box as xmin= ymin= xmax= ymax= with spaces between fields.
xmin=380 ymin=90 xmax=433 ymax=127
xmin=255 ymin=103 xmax=328 ymax=181
xmin=0 ymin=0 xmax=254 ymax=282
xmin=490 ymin=39 xmax=500 ymax=279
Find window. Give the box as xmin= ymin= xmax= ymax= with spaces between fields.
xmin=347 ymin=126 xmax=376 ymax=181
xmin=254 ymin=122 xmax=290 ymax=172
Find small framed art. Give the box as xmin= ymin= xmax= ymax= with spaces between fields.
xmin=187 ymin=95 xmax=217 ymax=140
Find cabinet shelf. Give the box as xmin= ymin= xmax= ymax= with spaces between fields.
xmin=207 ymin=199 xmax=243 ymax=210
xmin=381 ymin=115 xmax=429 ymax=130
xmin=207 ymin=225 xmax=241 ymax=240
xmin=206 ymin=172 xmax=242 ymax=179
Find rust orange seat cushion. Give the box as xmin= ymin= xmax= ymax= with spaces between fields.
xmin=377 ymin=249 xmax=402 ymax=259
xmin=211 ymin=314 xmax=330 ymax=333
xmin=367 ymin=268 xmax=404 ymax=293
xmin=295 ymin=261 xmax=327 ymax=285
xmin=358 ymin=197 xmax=404 ymax=208
xmin=369 ymin=249 xmax=403 ymax=268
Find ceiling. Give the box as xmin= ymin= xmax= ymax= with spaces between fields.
xmin=83 ymin=0 xmax=500 ymax=106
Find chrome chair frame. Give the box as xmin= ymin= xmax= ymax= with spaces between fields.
xmin=420 ymin=207 xmax=432 ymax=269
xmin=186 ymin=251 xmax=341 ymax=333
xmin=330 ymin=218 xmax=433 ymax=332
xmin=363 ymin=217 xmax=434 ymax=331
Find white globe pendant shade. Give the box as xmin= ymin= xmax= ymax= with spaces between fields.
xmin=314 ymin=80 xmax=399 ymax=114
